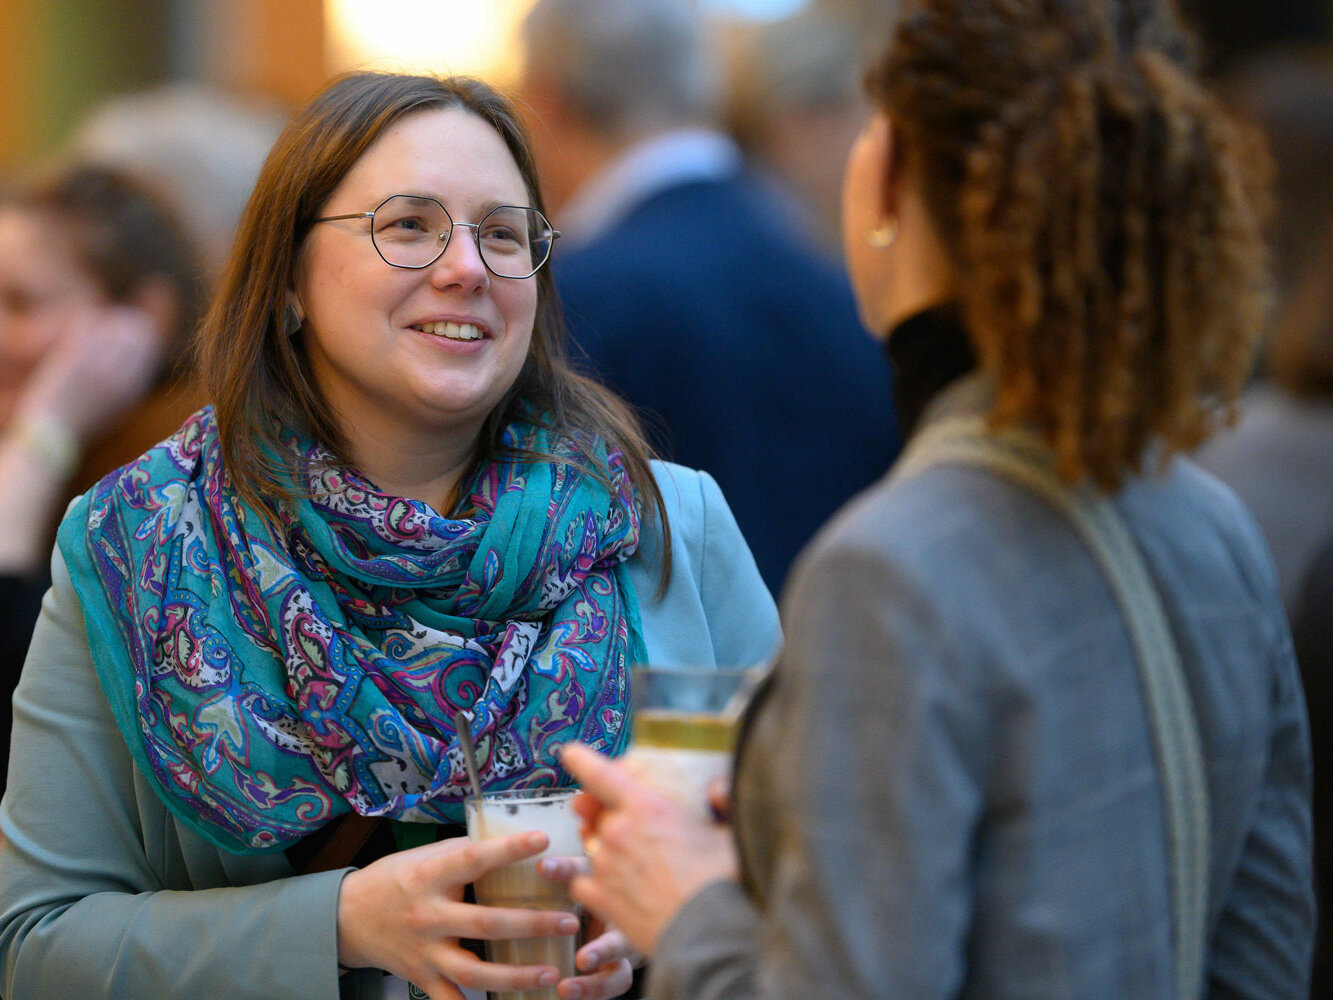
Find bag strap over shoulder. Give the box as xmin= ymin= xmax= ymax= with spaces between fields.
xmin=895 ymin=416 xmax=1210 ymax=1000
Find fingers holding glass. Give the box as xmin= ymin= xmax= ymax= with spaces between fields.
xmin=465 ymin=788 xmax=585 ymax=1000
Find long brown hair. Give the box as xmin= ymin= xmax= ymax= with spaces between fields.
xmin=197 ymin=72 xmax=670 ymax=572
xmin=869 ymin=0 xmax=1272 ymax=488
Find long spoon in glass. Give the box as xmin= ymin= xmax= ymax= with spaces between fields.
xmin=454 ymin=710 xmax=485 ymax=823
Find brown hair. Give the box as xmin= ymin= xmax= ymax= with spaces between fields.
xmin=197 ymin=72 xmax=671 ymax=572
xmin=1267 ymin=216 xmax=1333 ymax=397
xmin=3 ymin=164 xmax=206 ymax=378
xmin=868 ymin=0 xmax=1272 ymax=488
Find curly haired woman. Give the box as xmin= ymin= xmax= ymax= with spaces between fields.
xmin=563 ymin=1 xmax=1314 ymax=998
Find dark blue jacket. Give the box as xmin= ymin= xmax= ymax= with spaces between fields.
xmin=554 ymin=174 xmax=899 ymax=593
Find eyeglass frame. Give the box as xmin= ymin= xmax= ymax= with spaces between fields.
xmin=311 ymin=194 xmax=561 ymax=279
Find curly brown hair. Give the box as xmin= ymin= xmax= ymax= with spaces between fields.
xmin=868 ymin=0 xmax=1273 ymax=488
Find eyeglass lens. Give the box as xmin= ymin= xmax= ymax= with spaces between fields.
xmin=370 ymin=195 xmax=554 ymax=277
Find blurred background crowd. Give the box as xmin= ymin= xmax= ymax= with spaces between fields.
xmin=1 ymin=0 xmax=1333 ymax=986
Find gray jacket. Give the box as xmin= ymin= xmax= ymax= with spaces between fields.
xmin=651 ymin=379 xmax=1314 ymax=1000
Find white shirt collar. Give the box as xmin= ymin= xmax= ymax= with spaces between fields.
xmin=557 ymin=128 xmax=743 ymax=246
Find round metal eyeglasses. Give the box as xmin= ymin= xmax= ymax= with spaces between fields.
xmin=313 ymin=194 xmax=560 ymax=279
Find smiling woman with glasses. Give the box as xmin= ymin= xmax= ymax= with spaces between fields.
xmin=0 ymin=71 xmax=780 ymax=1000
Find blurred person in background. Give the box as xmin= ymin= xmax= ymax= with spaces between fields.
xmin=724 ymin=3 xmax=871 ymax=254
xmin=1193 ymin=50 xmax=1333 ymax=993
xmin=0 ymin=164 xmax=205 ymax=781
xmin=1254 ymin=219 xmax=1333 ymax=993
xmin=1195 ymin=50 xmax=1333 ymax=614
xmin=0 ymin=70 xmax=779 ymax=1000
xmin=518 ymin=0 xmax=898 ymax=595
xmin=0 ymin=83 xmax=279 ymax=783
xmin=560 ymin=0 xmax=1314 ymax=997
xmin=1291 ymin=531 xmax=1333 ymax=997
xmin=68 ymin=83 xmax=288 ymax=281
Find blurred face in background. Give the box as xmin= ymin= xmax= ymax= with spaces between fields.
xmin=0 ymin=207 xmax=107 ymax=426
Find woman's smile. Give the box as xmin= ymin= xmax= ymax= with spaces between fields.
xmin=410 ymin=319 xmax=488 ymax=342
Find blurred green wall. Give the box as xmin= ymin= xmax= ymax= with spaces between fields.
xmin=2 ymin=0 xmax=172 ymax=171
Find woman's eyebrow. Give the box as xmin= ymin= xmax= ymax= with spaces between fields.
xmin=392 ymin=193 xmax=535 ymax=214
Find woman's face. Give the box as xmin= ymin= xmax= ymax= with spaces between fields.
xmin=841 ymin=114 xmax=892 ymax=339
xmin=295 ymin=107 xmax=538 ymax=449
xmin=0 ymin=208 xmax=105 ymax=425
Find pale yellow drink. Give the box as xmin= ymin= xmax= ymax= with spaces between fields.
xmin=624 ymin=669 xmax=752 ymax=819
xmin=632 ymin=710 xmax=737 ymax=753
xmin=465 ymin=788 xmax=582 ymax=1000
xmin=623 ymin=710 xmax=739 ymax=818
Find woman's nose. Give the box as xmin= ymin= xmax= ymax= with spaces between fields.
xmin=429 ymin=224 xmax=489 ymax=291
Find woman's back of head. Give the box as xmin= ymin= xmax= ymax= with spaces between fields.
xmin=871 ymin=0 xmax=1271 ymax=488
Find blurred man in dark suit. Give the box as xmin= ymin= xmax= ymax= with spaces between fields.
xmin=519 ymin=0 xmax=899 ymax=595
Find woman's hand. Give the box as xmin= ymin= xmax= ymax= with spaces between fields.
xmin=538 ymin=855 xmax=640 ymax=1000
xmin=559 ymin=744 xmax=740 ymax=957
xmin=15 ymin=303 xmax=163 ymax=443
xmin=0 ymin=303 xmax=164 ymax=573
xmin=336 ymin=831 xmax=579 ymax=1000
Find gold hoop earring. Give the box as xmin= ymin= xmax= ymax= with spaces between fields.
xmin=866 ymin=217 xmax=899 ymax=249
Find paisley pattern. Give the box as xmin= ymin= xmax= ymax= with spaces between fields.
xmin=58 ymin=407 xmax=644 ymax=853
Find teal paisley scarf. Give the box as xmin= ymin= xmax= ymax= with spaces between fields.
xmin=58 ymin=407 xmax=645 ymax=853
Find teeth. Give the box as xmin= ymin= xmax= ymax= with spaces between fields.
xmin=415 ymin=321 xmax=483 ymax=341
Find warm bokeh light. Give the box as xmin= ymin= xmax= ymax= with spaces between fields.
xmin=324 ymin=0 xmax=538 ymax=84
xmin=704 ymin=0 xmax=810 ymax=16
xmin=324 ymin=0 xmax=814 ymax=85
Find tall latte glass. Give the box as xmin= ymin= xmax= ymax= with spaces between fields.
xmin=465 ymin=788 xmax=583 ymax=1000
xmin=622 ymin=666 xmax=761 ymax=819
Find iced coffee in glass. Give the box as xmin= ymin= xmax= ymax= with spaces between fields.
xmin=464 ymin=787 xmax=583 ymax=1000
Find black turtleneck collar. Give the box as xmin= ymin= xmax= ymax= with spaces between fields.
xmin=885 ymin=303 xmax=977 ymax=439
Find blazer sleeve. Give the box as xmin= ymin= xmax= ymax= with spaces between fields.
xmin=649 ymin=526 xmax=989 ymax=1000
xmin=633 ymin=463 xmax=781 ymax=669
xmin=0 ymin=548 xmax=358 ymax=1000
xmin=1206 ymin=605 xmax=1316 ymax=999
xmin=692 ymin=468 xmax=782 ymax=667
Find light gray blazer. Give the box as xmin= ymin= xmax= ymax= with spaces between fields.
xmin=0 ymin=462 xmax=780 ymax=1000
xmin=650 ymin=379 xmax=1314 ymax=1000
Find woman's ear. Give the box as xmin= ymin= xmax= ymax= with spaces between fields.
xmin=856 ymin=114 xmax=903 ymax=251
xmin=869 ymin=113 xmax=901 ymax=225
